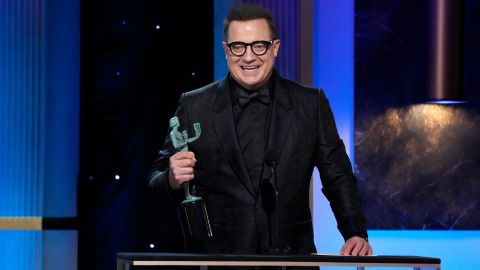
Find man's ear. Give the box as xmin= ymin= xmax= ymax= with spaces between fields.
xmin=273 ymin=39 xmax=281 ymax=57
xmin=222 ymin=42 xmax=229 ymax=59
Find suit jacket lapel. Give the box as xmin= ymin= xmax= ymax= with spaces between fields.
xmin=261 ymin=75 xmax=293 ymax=182
xmin=211 ymin=77 xmax=256 ymax=197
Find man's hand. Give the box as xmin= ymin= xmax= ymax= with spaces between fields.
xmin=168 ymin=151 xmax=197 ymax=190
xmin=340 ymin=236 xmax=373 ymax=256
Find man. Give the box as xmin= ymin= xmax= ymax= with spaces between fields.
xmin=149 ymin=4 xmax=372 ymax=256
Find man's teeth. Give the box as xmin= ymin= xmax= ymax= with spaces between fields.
xmin=242 ymin=66 xmax=258 ymax=70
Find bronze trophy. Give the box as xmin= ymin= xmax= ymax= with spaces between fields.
xmin=169 ymin=116 xmax=213 ymax=240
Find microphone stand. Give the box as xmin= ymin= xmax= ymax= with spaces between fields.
xmin=265 ymin=154 xmax=290 ymax=255
xmin=271 ymin=161 xmax=279 ymax=249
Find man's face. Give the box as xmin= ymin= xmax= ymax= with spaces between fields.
xmin=223 ymin=19 xmax=280 ymax=90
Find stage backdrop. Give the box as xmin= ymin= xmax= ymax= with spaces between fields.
xmin=354 ymin=0 xmax=480 ymax=230
xmin=78 ymin=1 xmax=213 ymax=270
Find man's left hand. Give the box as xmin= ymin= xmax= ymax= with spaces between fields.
xmin=340 ymin=236 xmax=373 ymax=256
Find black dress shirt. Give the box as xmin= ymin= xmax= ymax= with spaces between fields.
xmin=230 ymin=78 xmax=273 ymax=185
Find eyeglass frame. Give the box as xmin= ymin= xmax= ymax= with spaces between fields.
xmin=223 ymin=39 xmax=277 ymax=57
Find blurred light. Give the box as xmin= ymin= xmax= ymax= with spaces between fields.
xmin=426 ymin=100 xmax=468 ymax=105
xmin=155 ymin=25 xmax=160 ymax=30
xmin=191 ymin=71 xmax=196 ymax=76
xmin=115 ymin=71 xmax=121 ymax=77
xmin=114 ymin=175 xmax=120 ymax=180
xmin=121 ymin=20 xmax=126 ymax=25
xmin=88 ymin=176 xmax=94 ymax=181
xmin=405 ymin=104 xmax=463 ymax=148
xmin=149 ymin=243 xmax=155 ymax=249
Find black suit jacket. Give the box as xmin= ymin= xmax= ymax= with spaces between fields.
xmin=149 ymin=73 xmax=367 ymax=254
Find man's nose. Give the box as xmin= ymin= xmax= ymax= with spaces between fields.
xmin=242 ymin=46 xmax=256 ymax=61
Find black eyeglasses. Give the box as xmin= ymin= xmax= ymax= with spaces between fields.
xmin=224 ymin=39 xmax=276 ymax=56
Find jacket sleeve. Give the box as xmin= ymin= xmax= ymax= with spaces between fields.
xmin=148 ymin=94 xmax=186 ymax=202
xmin=314 ymin=89 xmax=368 ymax=241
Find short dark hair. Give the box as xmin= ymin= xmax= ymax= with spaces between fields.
xmin=223 ymin=4 xmax=277 ymax=41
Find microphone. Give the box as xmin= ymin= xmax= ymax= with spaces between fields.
xmin=264 ymin=151 xmax=290 ymax=254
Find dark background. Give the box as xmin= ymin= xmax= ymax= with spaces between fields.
xmin=78 ymin=1 xmax=213 ymax=269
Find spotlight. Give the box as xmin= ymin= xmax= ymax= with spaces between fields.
xmin=427 ymin=0 xmax=466 ymax=104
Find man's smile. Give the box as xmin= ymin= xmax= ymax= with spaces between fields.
xmin=241 ymin=65 xmax=260 ymax=71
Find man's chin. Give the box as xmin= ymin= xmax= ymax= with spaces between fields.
xmin=237 ymin=77 xmax=265 ymax=90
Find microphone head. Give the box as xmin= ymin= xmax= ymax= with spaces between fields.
xmin=264 ymin=150 xmax=279 ymax=167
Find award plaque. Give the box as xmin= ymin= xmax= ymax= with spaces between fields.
xmin=169 ymin=116 xmax=213 ymax=240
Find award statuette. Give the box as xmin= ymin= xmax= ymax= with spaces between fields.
xmin=169 ymin=116 xmax=213 ymax=240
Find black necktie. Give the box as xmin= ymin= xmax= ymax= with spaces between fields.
xmin=238 ymin=87 xmax=269 ymax=108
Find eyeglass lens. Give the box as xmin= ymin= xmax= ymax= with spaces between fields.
xmin=229 ymin=40 xmax=272 ymax=56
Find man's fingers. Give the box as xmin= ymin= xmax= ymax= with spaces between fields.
xmin=168 ymin=169 xmax=194 ymax=189
xmin=176 ymin=173 xmax=195 ymax=182
xmin=170 ymin=152 xmax=197 ymax=170
xmin=172 ymin=151 xmax=196 ymax=161
xmin=168 ymin=151 xmax=197 ymax=190
xmin=358 ymin=243 xmax=370 ymax=256
xmin=173 ymin=158 xmax=196 ymax=168
xmin=171 ymin=166 xmax=194 ymax=176
xmin=350 ymin=241 xmax=363 ymax=256
xmin=341 ymin=237 xmax=373 ymax=256
xmin=340 ymin=241 xmax=353 ymax=256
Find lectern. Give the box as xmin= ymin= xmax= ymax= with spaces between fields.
xmin=116 ymin=253 xmax=440 ymax=270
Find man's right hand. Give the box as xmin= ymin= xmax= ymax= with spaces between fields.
xmin=168 ymin=151 xmax=197 ymax=190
